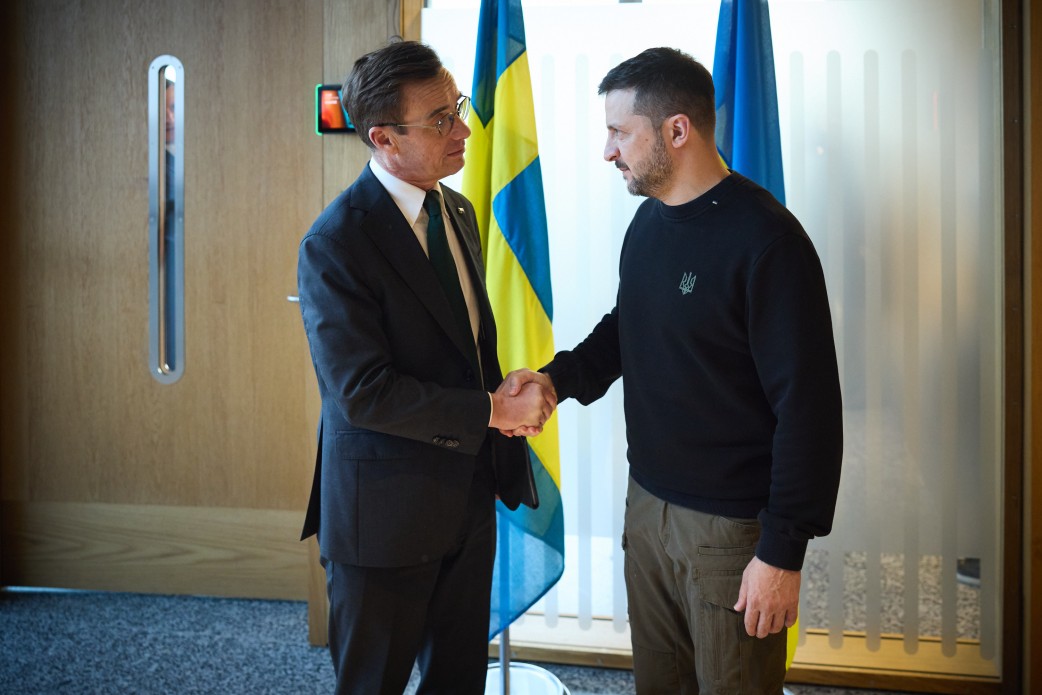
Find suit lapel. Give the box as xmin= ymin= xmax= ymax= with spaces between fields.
xmin=354 ymin=169 xmax=479 ymax=366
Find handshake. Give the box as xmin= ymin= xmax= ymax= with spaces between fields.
xmin=488 ymin=369 xmax=558 ymax=438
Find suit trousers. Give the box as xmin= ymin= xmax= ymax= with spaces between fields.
xmin=323 ymin=466 xmax=496 ymax=695
xmin=623 ymin=476 xmax=787 ymax=695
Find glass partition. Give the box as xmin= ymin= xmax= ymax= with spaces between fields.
xmin=425 ymin=0 xmax=1004 ymax=681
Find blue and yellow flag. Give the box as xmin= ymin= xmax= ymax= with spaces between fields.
xmin=713 ymin=0 xmax=786 ymax=205
xmin=714 ymin=0 xmax=798 ymax=667
xmin=462 ymin=0 xmax=565 ymax=640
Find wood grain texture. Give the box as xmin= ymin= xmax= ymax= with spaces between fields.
xmin=0 ymin=0 xmax=23 ymax=584
xmin=321 ymin=0 xmax=401 ymax=205
xmin=2 ymin=0 xmax=321 ymax=510
xmin=400 ymin=0 xmax=423 ymax=41
xmin=1027 ymin=0 xmax=1042 ymax=690
xmin=2 ymin=501 xmax=307 ymax=599
xmin=1 ymin=0 xmax=324 ymax=597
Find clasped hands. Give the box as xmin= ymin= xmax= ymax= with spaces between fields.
xmin=488 ymin=369 xmax=557 ymax=437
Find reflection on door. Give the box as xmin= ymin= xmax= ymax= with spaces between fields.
xmin=149 ymin=56 xmax=184 ymax=383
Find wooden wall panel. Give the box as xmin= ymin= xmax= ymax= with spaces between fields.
xmin=1027 ymin=0 xmax=1041 ymax=689
xmin=2 ymin=0 xmax=322 ymax=510
xmin=401 ymin=0 xmax=424 ymax=41
xmin=2 ymin=502 xmax=307 ymax=599
xmin=1 ymin=0 xmax=325 ymax=597
xmin=0 ymin=0 xmax=21 ymax=585
xmin=321 ymin=0 xmax=404 ymax=204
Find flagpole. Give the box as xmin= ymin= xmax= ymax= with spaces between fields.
xmin=498 ymin=518 xmax=511 ymax=694
xmin=499 ymin=626 xmax=511 ymax=694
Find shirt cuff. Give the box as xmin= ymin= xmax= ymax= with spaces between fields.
xmin=487 ymin=392 xmax=494 ymax=428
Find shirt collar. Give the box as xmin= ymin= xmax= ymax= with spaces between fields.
xmin=369 ymin=158 xmax=441 ymax=227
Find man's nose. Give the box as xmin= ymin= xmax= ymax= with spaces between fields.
xmin=452 ymin=115 xmax=471 ymax=139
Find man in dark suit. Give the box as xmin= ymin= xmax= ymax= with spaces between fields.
xmin=297 ymin=41 xmax=554 ymax=694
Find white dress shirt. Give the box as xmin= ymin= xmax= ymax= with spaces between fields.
xmin=368 ymin=159 xmax=481 ymax=345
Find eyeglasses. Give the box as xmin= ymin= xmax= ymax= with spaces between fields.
xmin=377 ymin=95 xmax=471 ymax=137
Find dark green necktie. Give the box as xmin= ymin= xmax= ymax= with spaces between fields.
xmin=424 ymin=190 xmax=477 ymax=368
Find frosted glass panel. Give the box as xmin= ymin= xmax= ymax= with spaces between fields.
xmin=425 ymin=0 xmax=1003 ymax=676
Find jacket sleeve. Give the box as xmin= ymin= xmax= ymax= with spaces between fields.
xmin=298 ymin=224 xmax=492 ymax=456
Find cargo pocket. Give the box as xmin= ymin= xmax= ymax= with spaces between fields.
xmin=695 ymin=544 xmax=755 ymax=694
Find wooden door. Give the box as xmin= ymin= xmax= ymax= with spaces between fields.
xmin=0 ymin=0 xmax=323 ymax=600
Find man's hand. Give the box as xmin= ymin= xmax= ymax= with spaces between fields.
xmin=489 ymin=380 xmax=555 ymax=434
xmin=494 ymin=369 xmax=557 ymax=436
xmin=733 ymin=556 xmax=800 ymax=638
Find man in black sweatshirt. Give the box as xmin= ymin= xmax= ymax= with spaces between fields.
xmin=501 ymin=47 xmax=843 ymax=693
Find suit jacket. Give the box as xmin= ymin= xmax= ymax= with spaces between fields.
xmin=297 ymin=164 xmax=537 ymax=568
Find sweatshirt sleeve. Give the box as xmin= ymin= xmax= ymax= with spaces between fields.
xmin=542 ymin=305 xmax=623 ymax=406
xmin=747 ymin=232 xmax=844 ymax=571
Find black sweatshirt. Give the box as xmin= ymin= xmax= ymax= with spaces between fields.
xmin=543 ymin=172 xmax=843 ymax=571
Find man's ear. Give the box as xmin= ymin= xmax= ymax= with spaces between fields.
xmin=369 ymin=126 xmax=395 ymax=152
xmin=665 ymin=114 xmax=691 ymax=148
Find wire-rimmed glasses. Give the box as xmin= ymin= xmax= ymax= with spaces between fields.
xmin=377 ymin=95 xmax=471 ymax=136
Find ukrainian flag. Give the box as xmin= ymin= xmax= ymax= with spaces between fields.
xmin=714 ymin=0 xmax=798 ymax=668
xmin=462 ymin=0 xmax=565 ymax=640
xmin=713 ymin=0 xmax=786 ymax=205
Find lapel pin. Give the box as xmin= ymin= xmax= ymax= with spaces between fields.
xmin=457 ymin=207 xmax=464 ymax=214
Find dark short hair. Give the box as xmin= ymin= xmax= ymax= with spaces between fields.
xmin=343 ymin=40 xmax=445 ymax=149
xmin=598 ymin=47 xmax=716 ymax=137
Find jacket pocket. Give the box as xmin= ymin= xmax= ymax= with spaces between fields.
xmin=335 ymin=430 xmax=422 ymax=460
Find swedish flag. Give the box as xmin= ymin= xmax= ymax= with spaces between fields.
xmin=462 ymin=0 xmax=565 ymax=640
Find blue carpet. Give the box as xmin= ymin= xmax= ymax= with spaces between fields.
xmin=0 ymin=590 xmax=335 ymax=694
xmin=0 ymin=588 xmax=908 ymax=694
xmin=0 ymin=589 xmax=640 ymax=694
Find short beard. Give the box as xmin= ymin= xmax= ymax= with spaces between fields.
xmin=626 ymin=133 xmax=673 ymax=198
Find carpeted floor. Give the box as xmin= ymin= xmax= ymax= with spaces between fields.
xmin=0 ymin=588 xmax=916 ymax=695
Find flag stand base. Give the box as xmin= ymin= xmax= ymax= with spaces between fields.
xmin=487 ymin=628 xmax=569 ymax=694
xmin=484 ymin=663 xmax=568 ymax=695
